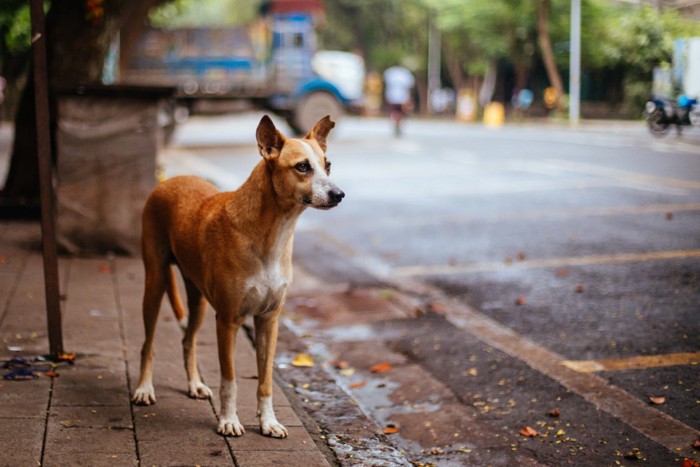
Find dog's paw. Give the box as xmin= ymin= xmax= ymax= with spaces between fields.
xmin=132 ymin=384 xmax=156 ymax=405
xmin=261 ymin=419 xmax=288 ymax=438
xmin=217 ymin=417 xmax=245 ymax=437
xmin=188 ymin=381 xmax=213 ymax=399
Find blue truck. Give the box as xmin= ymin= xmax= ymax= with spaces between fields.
xmin=119 ymin=1 xmax=364 ymax=134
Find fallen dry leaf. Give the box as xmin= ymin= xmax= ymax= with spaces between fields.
xmin=516 ymin=252 xmax=527 ymax=261
xmin=291 ymin=353 xmax=314 ymax=367
xmin=369 ymin=362 xmax=392 ymax=373
xmin=519 ymin=426 xmax=539 ymax=437
xmin=57 ymin=352 xmax=77 ymax=362
xmin=98 ymin=264 xmax=112 ymax=273
xmin=624 ymin=448 xmax=645 ymax=460
xmin=332 ymin=359 xmax=349 ymax=370
xmin=684 ymin=459 xmax=700 ymax=467
xmin=547 ymin=409 xmax=560 ymax=418
xmin=515 ymin=296 xmax=527 ymax=306
xmin=649 ymin=396 xmax=666 ymax=405
xmin=383 ymin=425 xmax=399 ymax=435
xmin=349 ymin=381 xmax=366 ymax=389
xmin=574 ymin=284 xmax=586 ymax=293
xmin=555 ymin=268 xmax=569 ymax=278
xmin=665 ymin=212 xmax=673 ymax=221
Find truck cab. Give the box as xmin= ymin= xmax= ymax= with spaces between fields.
xmin=119 ymin=0 xmax=364 ymax=134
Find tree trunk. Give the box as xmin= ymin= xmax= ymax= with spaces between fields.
xmin=442 ymin=41 xmax=464 ymax=92
xmin=1 ymin=0 xmax=165 ymax=203
xmin=537 ymin=0 xmax=564 ymax=108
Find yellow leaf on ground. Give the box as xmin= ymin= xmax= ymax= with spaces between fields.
xmin=291 ymin=353 xmax=314 ymax=367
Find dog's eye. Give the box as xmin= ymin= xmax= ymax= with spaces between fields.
xmin=295 ymin=161 xmax=311 ymax=173
xmin=325 ymin=160 xmax=331 ymax=174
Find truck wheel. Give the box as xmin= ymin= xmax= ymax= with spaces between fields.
xmin=290 ymin=91 xmax=343 ymax=135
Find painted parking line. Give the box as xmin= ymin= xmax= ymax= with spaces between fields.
xmin=393 ymin=250 xmax=700 ymax=277
xmin=441 ymin=301 xmax=700 ymax=459
xmin=562 ymin=352 xmax=700 ymax=373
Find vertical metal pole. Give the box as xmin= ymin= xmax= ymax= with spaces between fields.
xmin=569 ymin=0 xmax=581 ymax=124
xmin=427 ymin=9 xmax=441 ymax=114
xmin=30 ymin=0 xmax=64 ymax=357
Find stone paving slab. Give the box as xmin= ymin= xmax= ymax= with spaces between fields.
xmin=0 ymin=221 xmax=331 ymax=467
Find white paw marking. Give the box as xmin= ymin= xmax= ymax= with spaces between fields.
xmin=132 ymin=384 xmax=156 ymax=405
xmin=217 ymin=416 xmax=245 ymax=437
xmin=188 ymin=381 xmax=213 ymax=399
xmin=258 ymin=396 xmax=288 ymax=438
xmin=261 ymin=419 xmax=288 ymax=438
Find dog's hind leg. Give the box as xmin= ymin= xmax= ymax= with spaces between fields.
xmin=182 ymin=277 xmax=213 ymax=400
xmin=166 ymin=266 xmax=188 ymax=330
xmin=132 ymin=262 xmax=166 ymax=405
xmin=132 ymin=219 xmax=168 ymax=406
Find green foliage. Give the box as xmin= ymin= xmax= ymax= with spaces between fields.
xmin=596 ymin=5 xmax=700 ymax=108
xmin=0 ymin=1 xmax=45 ymax=56
xmin=149 ymin=0 xmax=261 ymax=28
xmin=428 ymin=0 xmax=538 ymax=74
xmin=319 ymin=0 xmax=429 ymax=73
xmin=334 ymin=0 xmax=699 ymax=109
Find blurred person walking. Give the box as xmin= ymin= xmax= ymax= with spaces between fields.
xmin=383 ymin=65 xmax=415 ymax=137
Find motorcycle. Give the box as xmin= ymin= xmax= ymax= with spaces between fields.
xmin=644 ymin=95 xmax=700 ymax=136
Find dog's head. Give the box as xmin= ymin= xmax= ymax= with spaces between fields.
xmin=256 ymin=115 xmax=345 ymax=210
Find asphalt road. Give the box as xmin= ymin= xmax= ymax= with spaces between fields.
xmin=166 ymin=113 xmax=700 ymax=466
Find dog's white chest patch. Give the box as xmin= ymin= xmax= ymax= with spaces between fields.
xmin=241 ymin=263 xmax=289 ymax=317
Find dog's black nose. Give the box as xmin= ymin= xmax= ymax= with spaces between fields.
xmin=329 ymin=188 xmax=345 ymax=204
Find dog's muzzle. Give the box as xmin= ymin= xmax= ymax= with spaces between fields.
xmin=305 ymin=183 xmax=345 ymax=209
xmin=328 ymin=187 xmax=345 ymax=206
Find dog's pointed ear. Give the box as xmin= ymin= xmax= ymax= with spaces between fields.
xmin=305 ymin=115 xmax=335 ymax=152
xmin=256 ymin=115 xmax=286 ymax=160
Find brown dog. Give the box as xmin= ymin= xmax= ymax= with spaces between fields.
xmin=132 ymin=115 xmax=344 ymax=437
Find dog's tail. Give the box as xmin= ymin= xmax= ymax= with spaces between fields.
xmin=165 ymin=265 xmax=188 ymax=330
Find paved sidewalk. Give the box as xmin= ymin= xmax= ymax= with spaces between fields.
xmin=0 ymin=221 xmax=331 ymax=466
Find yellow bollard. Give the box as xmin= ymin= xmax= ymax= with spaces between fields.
xmin=483 ymin=102 xmax=505 ymax=128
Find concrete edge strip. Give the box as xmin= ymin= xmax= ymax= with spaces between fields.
xmin=442 ymin=302 xmax=700 ymax=457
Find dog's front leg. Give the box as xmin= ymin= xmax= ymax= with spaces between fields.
xmin=254 ymin=314 xmax=288 ymax=438
xmin=216 ymin=315 xmax=245 ymax=436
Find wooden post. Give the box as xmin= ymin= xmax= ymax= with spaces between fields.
xmin=30 ymin=0 xmax=64 ymax=357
